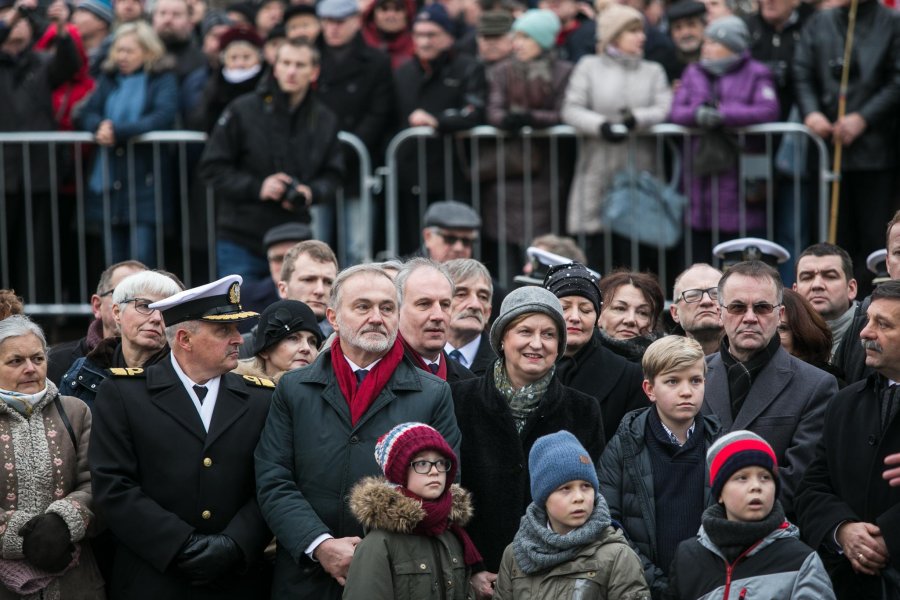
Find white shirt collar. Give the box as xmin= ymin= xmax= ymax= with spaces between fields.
xmin=444 ymin=334 xmax=482 ymax=368
xmin=169 ymin=353 xmax=220 ymax=432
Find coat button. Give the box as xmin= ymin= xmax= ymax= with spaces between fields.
xmin=113 ymin=181 xmax=122 ymax=190
xmin=349 ymin=435 xmax=359 ymax=444
xmin=201 ymin=510 xmax=212 ymax=520
xmin=419 ymin=563 xmax=427 ymax=570
xmin=203 ymin=457 xmax=213 ymax=467
xmin=452 ymin=557 xmax=458 ymax=564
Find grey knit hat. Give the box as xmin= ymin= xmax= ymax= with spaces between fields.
xmin=489 ymin=285 xmax=566 ymax=360
xmin=704 ymin=15 xmax=749 ymax=54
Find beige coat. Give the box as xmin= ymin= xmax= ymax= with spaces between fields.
xmin=0 ymin=384 xmax=103 ymax=600
xmin=494 ymin=526 xmax=650 ymax=600
xmin=561 ymin=54 xmax=672 ymax=234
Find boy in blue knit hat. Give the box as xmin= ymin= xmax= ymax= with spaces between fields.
xmin=494 ymin=430 xmax=650 ymax=599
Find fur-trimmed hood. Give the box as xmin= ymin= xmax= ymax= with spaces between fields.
xmin=349 ymin=476 xmax=474 ymax=534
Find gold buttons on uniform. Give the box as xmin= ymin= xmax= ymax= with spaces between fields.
xmin=201 ymin=510 xmax=212 ymax=520
xmin=203 ymin=457 xmax=213 ymax=467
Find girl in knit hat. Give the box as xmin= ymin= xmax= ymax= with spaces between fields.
xmin=342 ymin=422 xmax=482 ymax=600
xmin=665 ymin=430 xmax=835 ymax=599
xmin=494 ymin=430 xmax=650 ymax=599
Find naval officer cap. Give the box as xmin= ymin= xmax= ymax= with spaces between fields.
xmin=514 ymin=246 xmax=601 ymax=286
xmin=149 ymin=275 xmax=259 ymax=326
xmin=713 ymin=237 xmax=790 ymax=268
xmin=867 ymin=249 xmax=889 ymax=284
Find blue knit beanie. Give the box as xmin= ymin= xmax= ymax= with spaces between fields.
xmin=529 ymin=430 xmax=599 ymax=507
xmin=511 ymin=9 xmax=560 ymax=50
xmin=77 ymin=0 xmax=113 ymax=25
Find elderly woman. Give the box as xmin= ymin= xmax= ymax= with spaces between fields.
xmin=78 ymin=21 xmax=178 ymax=266
xmin=233 ymin=299 xmax=322 ymax=382
xmin=450 ymin=286 xmax=606 ymax=591
xmin=543 ymin=263 xmax=647 ymax=442
xmin=60 ymin=271 xmax=182 ymax=409
xmin=0 ymin=316 xmax=103 ymax=598
xmin=597 ymin=269 xmax=665 ymax=362
xmin=561 ymin=0 xmax=672 ymax=267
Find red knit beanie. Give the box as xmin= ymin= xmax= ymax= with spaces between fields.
xmin=374 ymin=422 xmax=457 ymax=487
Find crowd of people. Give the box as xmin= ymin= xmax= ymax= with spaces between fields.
xmin=1 ymin=204 xmax=900 ymax=599
xmin=4 ymin=0 xmax=900 ymax=302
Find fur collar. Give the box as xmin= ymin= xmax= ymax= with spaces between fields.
xmin=349 ymin=476 xmax=474 ymax=533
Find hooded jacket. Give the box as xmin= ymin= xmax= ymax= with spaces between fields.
xmin=343 ymin=477 xmax=474 ymax=600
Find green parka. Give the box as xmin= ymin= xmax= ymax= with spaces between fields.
xmin=343 ymin=477 xmax=474 ymax=600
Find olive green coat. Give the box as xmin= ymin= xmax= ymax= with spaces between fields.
xmin=494 ymin=526 xmax=650 ymax=600
xmin=342 ymin=477 xmax=474 ymax=600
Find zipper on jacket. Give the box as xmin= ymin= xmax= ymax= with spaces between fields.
xmin=720 ymin=538 xmax=764 ymax=600
xmin=430 ymin=538 xmax=448 ymax=600
xmin=738 ymin=588 xmax=747 ymax=599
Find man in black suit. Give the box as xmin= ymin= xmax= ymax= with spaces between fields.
xmin=89 ymin=275 xmax=273 ymax=600
xmin=444 ymin=258 xmax=497 ymax=377
xmin=397 ymin=258 xmax=475 ymax=382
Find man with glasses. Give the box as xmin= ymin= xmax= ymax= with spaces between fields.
xmin=420 ymin=200 xmax=481 ymax=262
xmin=702 ymin=260 xmax=837 ymax=515
xmin=670 ymin=263 xmax=724 ymax=355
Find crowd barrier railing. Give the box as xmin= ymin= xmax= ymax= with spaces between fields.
xmin=0 ymin=130 xmax=373 ymax=315
xmin=381 ymin=123 xmax=834 ymax=286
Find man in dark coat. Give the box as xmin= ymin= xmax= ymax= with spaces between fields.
xmin=444 ymin=258 xmax=496 ymax=377
xmin=703 ymin=260 xmax=837 ymax=515
xmin=794 ymin=0 xmax=900 ymax=293
xmin=199 ymin=39 xmax=344 ymax=282
xmin=397 ymin=258 xmax=475 ymax=382
xmin=255 ymin=263 xmax=461 ymax=600
xmin=796 ymin=280 xmax=900 ymax=600
xmin=89 ymin=275 xmax=273 ymax=600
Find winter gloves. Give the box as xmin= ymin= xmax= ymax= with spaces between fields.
xmin=176 ymin=533 xmax=245 ymax=586
xmin=19 ymin=513 xmax=73 ymax=573
xmin=500 ymin=112 xmax=533 ymax=131
xmin=695 ymin=105 xmax=724 ymax=128
xmin=599 ymin=108 xmax=637 ymax=143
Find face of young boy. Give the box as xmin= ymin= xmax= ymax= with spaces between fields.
xmin=406 ymin=450 xmax=450 ymax=500
xmin=642 ymin=361 xmax=705 ymax=427
xmin=546 ymin=480 xmax=595 ymax=535
xmin=719 ymin=466 xmax=776 ymax=522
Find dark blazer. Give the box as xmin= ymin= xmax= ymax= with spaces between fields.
xmin=450 ymin=372 xmax=606 ymax=572
xmin=468 ymin=333 xmax=496 ymax=378
xmin=89 ymin=358 xmax=272 ymax=600
xmin=402 ymin=345 xmax=475 ymax=383
xmin=556 ymin=333 xmax=648 ymax=442
xmin=795 ymin=374 xmax=900 ymax=600
xmin=703 ymin=345 xmax=837 ymax=514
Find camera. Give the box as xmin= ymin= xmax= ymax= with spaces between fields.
xmin=283 ymin=177 xmax=305 ymax=205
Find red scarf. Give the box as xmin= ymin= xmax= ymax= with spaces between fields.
xmin=331 ymin=338 xmax=405 ymax=426
xmin=398 ymin=334 xmax=448 ymax=381
xmin=398 ymin=486 xmax=483 ymax=567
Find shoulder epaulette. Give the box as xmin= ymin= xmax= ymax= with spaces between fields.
xmin=242 ymin=375 xmax=275 ymax=389
xmin=108 ymin=367 xmax=145 ymax=376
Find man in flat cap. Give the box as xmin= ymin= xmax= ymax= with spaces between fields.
xmin=89 ymin=275 xmax=274 ymax=600
xmin=666 ymin=0 xmax=705 ymax=82
xmin=420 ymin=199 xmax=482 ymax=262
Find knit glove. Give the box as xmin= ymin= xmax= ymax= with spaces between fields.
xmin=695 ymin=105 xmax=724 ymax=128
xmin=500 ymin=112 xmax=532 ymax=131
xmin=176 ymin=534 xmax=244 ymax=586
xmin=19 ymin=513 xmax=73 ymax=573
xmin=620 ymin=108 xmax=637 ymax=131
xmin=599 ymin=121 xmax=629 ymax=143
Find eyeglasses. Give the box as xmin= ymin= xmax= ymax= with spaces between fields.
xmin=435 ymin=231 xmax=477 ymax=248
xmin=410 ymin=459 xmax=453 ymax=474
xmin=679 ymin=287 xmax=718 ymax=303
xmin=721 ymin=302 xmax=781 ymax=316
xmin=267 ymin=253 xmax=286 ymax=264
xmin=123 ymin=298 xmax=158 ymax=315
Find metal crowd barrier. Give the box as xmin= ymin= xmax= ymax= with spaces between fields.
xmin=0 ymin=130 xmax=373 ymax=314
xmin=381 ymin=123 xmax=834 ymax=286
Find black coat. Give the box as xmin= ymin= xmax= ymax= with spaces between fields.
xmin=199 ymin=80 xmax=345 ymax=250
xmin=468 ymin=333 xmax=496 ymax=378
xmin=795 ymin=374 xmax=900 ymax=600
xmin=402 ymin=346 xmax=476 ymax=383
xmin=450 ymin=370 xmax=606 ymax=571
xmin=556 ymin=333 xmax=648 ymax=442
xmin=793 ymin=0 xmax=900 ymax=170
xmin=89 ymin=358 xmax=273 ymax=600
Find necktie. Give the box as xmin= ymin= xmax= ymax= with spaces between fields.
xmin=883 ymin=384 xmax=899 ymax=431
xmin=428 ymin=363 xmax=439 ymax=374
xmin=448 ymin=349 xmax=464 ymax=364
xmin=193 ymin=385 xmax=208 ymax=405
xmin=355 ymin=369 xmax=369 ymax=385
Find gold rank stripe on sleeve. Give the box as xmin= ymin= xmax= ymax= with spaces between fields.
xmin=242 ymin=375 xmax=276 ymax=388
xmin=109 ymin=368 xmax=145 ymax=376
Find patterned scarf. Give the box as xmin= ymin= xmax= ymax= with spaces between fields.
xmin=331 ymin=338 xmax=405 ymax=426
xmin=719 ymin=335 xmax=780 ymax=420
xmin=512 ymin=495 xmax=612 ymax=574
xmin=493 ymin=361 xmax=555 ymax=434
xmin=397 ymin=485 xmax=483 ymax=567
xmin=0 ymin=384 xmax=49 ymax=417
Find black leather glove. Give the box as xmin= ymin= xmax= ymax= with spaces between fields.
xmin=500 ymin=112 xmax=532 ymax=131
xmin=19 ymin=513 xmax=73 ymax=573
xmin=695 ymin=105 xmax=724 ymax=128
xmin=176 ymin=534 xmax=244 ymax=586
xmin=620 ymin=108 xmax=637 ymax=131
xmin=599 ymin=121 xmax=629 ymax=143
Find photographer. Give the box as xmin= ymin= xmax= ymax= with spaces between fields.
xmin=199 ymin=38 xmax=344 ymax=281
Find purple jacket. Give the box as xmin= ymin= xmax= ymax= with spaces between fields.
xmin=669 ymin=53 xmax=780 ymax=233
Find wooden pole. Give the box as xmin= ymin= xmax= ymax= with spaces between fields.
xmin=828 ymin=0 xmax=860 ymax=243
